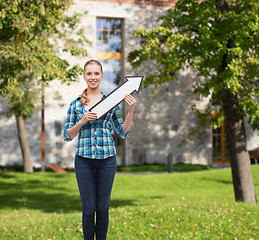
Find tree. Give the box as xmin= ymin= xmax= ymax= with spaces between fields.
xmin=0 ymin=0 xmax=89 ymax=172
xmin=128 ymin=0 xmax=258 ymax=203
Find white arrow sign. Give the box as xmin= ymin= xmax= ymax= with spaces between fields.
xmin=89 ymin=76 xmax=144 ymax=119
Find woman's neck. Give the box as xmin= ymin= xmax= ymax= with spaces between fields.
xmin=86 ymin=88 xmax=103 ymax=107
xmin=87 ymin=88 xmax=101 ymax=96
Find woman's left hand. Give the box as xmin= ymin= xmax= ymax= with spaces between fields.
xmin=124 ymin=94 xmax=136 ymax=113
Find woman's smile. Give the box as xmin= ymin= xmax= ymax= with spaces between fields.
xmin=89 ymin=79 xmax=97 ymax=83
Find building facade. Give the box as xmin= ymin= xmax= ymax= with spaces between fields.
xmin=0 ymin=0 xmax=258 ymax=168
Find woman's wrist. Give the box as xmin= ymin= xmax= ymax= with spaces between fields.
xmin=78 ymin=119 xmax=87 ymax=127
xmin=127 ymin=106 xmax=135 ymax=114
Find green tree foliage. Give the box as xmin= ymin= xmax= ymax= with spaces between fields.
xmin=0 ymin=0 xmax=89 ymax=115
xmin=128 ymin=0 xmax=258 ymax=130
xmin=0 ymin=0 xmax=90 ymax=171
xmin=128 ymin=0 xmax=258 ymax=202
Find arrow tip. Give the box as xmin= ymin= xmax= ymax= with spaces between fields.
xmin=125 ymin=76 xmax=144 ymax=94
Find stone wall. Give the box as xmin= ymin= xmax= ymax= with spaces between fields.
xmin=125 ymin=69 xmax=212 ymax=166
xmin=81 ymin=0 xmax=175 ymax=7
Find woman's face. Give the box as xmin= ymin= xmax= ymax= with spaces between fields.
xmin=84 ymin=64 xmax=103 ymax=89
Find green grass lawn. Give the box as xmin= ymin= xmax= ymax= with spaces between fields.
xmin=0 ymin=166 xmax=258 ymax=240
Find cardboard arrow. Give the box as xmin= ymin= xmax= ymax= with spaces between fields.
xmin=89 ymin=76 xmax=144 ymax=119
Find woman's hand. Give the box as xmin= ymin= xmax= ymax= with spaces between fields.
xmin=68 ymin=111 xmax=97 ymax=139
xmin=124 ymin=94 xmax=136 ymax=113
xmin=80 ymin=112 xmax=98 ymax=125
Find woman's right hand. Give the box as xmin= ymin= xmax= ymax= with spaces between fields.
xmin=68 ymin=112 xmax=98 ymax=139
xmin=80 ymin=112 xmax=98 ymax=125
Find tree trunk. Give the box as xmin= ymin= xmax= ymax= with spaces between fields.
xmin=216 ymin=0 xmax=256 ymax=203
xmin=16 ymin=115 xmax=33 ymax=172
xmin=221 ymin=89 xmax=256 ymax=203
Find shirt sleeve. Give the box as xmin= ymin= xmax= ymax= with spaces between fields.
xmin=112 ymin=106 xmax=129 ymax=139
xmin=63 ymin=101 xmax=76 ymax=142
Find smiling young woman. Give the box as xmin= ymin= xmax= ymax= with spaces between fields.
xmin=63 ymin=59 xmax=136 ymax=240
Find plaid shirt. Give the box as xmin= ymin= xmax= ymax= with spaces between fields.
xmin=63 ymin=95 xmax=128 ymax=159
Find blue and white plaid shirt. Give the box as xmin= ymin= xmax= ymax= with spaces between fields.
xmin=63 ymin=95 xmax=128 ymax=159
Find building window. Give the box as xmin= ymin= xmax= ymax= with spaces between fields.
xmin=96 ymin=18 xmax=123 ymax=94
xmin=96 ymin=17 xmax=125 ymax=166
xmin=96 ymin=18 xmax=122 ymax=53
xmin=212 ymin=121 xmax=229 ymax=163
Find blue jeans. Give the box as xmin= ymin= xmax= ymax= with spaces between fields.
xmin=75 ymin=155 xmax=117 ymax=240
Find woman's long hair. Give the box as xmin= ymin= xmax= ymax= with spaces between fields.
xmin=80 ymin=59 xmax=103 ymax=105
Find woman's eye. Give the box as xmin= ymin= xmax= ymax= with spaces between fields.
xmin=86 ymin=72 xmax=100 ymax=76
